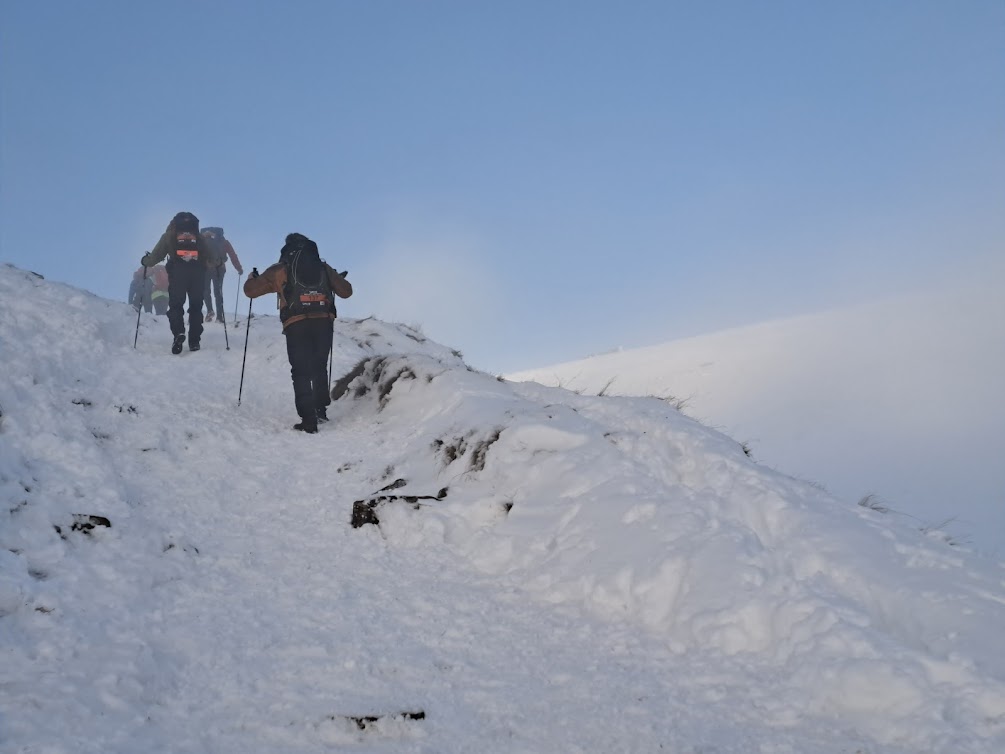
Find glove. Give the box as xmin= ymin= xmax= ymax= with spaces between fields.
xmin=235 ymin=265 xmax=244 ymax=275
xmin=250 ymin=267 xmax=259 ymax=279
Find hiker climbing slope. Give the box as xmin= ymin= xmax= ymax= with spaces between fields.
xmin=141 ymin=211 xmax=212 ymax=354
xmin=244 ymin=232 xmax=352 ymax=433
xmin=200 ymin=226 xmax=244 ymax=324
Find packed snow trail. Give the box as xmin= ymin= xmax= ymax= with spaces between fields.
xmin=2 ymin=265 xmax=1004 ymax=753
xmin=0 ymin=320 xmax=804 ymax=753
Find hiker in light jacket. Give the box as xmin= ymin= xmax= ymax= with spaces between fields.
xmin=128 ymin=264 xmax=154 ymax=313
xmin=200 ymin=226 xmax=244 ymax=324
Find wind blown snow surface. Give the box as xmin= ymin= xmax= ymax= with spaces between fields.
xmin=1 ymin=263 xmax=1004 ymax=753
xmin=506 ymin=284 xmax=1005 ymax=557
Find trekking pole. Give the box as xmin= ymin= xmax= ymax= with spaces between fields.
xmin=328 ymin=322 xmax=334 ymax=393
xmin=221 ymin=271 xmax=230 ymax=351
xmin=237 ymin=269 xmax=256 ymax=406
xmin=132 ymin=265 xmax=147 ymax=349
xmin=233 ymin=273 xmax=242 ymax=327
xmin=328 ymin=269 xmax=346 ymax=391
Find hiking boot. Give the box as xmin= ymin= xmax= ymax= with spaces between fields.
xmin=205 ymin=311 xmax=214 ymax=322
xmin=217 ymin=316 xmax=226 ymax=325
xmin=189 ymin=341 xmax=200 ymax=352
xmin=293 ymin=421 xmax=318 ymax=434
xmin=171 ymin=335 xmax=185 ymax=355
xmin=316 ymin=408 xmax=329 ymax=423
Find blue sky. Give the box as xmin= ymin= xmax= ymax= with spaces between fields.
xmin=2 ymin=0 xmax=1002 ymax=373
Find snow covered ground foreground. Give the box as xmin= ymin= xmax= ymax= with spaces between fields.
xmin=1 ymin=262 xmax=1004 ymax=753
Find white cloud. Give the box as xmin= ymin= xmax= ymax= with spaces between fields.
xmin=353 ymin=230 xmax=502 ymax=356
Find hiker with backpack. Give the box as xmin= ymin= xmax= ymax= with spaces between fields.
xmin=128 ymin=264 xmax=154 ymax=313
xmin=200 ymin=226 xmax=244 ymax=324
xmin=243 ymin=232 xmax=352 ymax=433
xmin=149 ymin=263 xmax=169 ymax=315
xmin=141 ymin=211 xmax=213 ymax=354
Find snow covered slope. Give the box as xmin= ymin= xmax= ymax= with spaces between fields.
xmin=507 ymin=284 xmax=1005 ymax=555
xmin=1 ymin=263 xmax=1003 ymax=753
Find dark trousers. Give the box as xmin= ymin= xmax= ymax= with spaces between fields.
xmin=203 ymin=265 xmax=226 ymax=318
xmin=167 ymin=261 xmax=205 ymax=343
xmin=284 ymin=317 xmax=333 ymax=422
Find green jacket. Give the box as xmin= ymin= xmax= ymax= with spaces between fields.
xmin=141 ymin=218 xmax=213 ymax=268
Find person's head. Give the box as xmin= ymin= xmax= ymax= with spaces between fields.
xmin=281 ymin=232 xmax=317 ymax=259
xmin=200 ymin=226 xmax=224 ymax=240
xmin=171 ymin=212 xmax=199 ymax=235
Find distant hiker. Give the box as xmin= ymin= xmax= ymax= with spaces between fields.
xmin=141 ymin=211 xmax=212 ymax=354
xmin=149 ymin=264 xmax=169 ymax=315
xmin=128 ymin=264 xmax=154 ymax=313
xmin=243 ymin=232 xmax=352 ymax=433
xmin=200 ymin=226 xmax=244 ymax=324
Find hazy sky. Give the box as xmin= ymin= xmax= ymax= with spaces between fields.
xmin=2 ymin=1 xmax=1002 ymax=373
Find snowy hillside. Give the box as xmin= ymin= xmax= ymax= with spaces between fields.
xmin=507 ymin=284 xmax=1005 ymax=556
xmin=1 ymin=263 xmax=1004 ymax=753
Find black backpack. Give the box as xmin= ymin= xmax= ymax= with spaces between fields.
xmin=200 ymin=226 xmax=227 ymax=268
xmin=282 ymin=235 xmax=333 ymax=318
xmin=173 ymin=212 xmax=200 ymax=263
